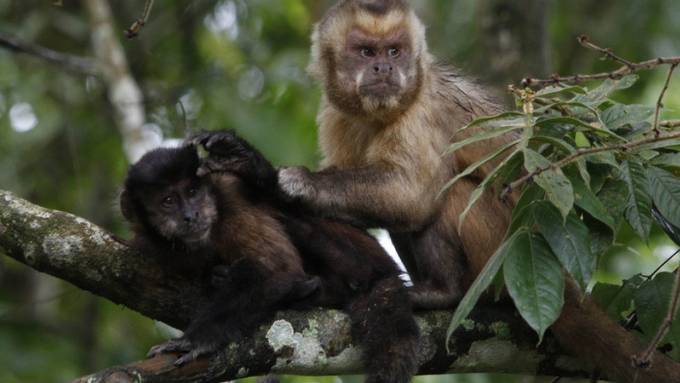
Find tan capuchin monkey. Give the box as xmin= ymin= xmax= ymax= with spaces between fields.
xmin=276 ymin=0 xmax=680 ymax=382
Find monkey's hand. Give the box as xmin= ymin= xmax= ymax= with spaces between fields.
xmin=210 ymin=264 xmax=231 ymax=289
xmin=189 ymin=130 xmax=252 ymax=177
xmin=190 ymin=130 xmax=279 ymax=192
xmin=278 ymin=166 xmax=317 ymax=200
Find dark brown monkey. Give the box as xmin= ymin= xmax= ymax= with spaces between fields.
xmin=276 ymin=1 xmax=680 ymax=381
xmin=120 ymin=132 xmax=419 ymax=383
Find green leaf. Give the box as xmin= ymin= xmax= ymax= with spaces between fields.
xmin=592 ymin=275 xmax=645 ymax=320
xmin=458 ymin=149 xmax=523 ymax=226
xmin=536 ymin=117 xmax=625 ymax=141
xmin=440 ymin=140 xmax=519 ymax=197
xmin=575 ymin=74 xmax=638 ymax=104
xmin=446 ymin=229 xmax=526 ymax=350
xmin=568 ymin=173 xmax=616 ymax=231
xmin=446 ymin=126 xmax=521 ymax=155
xmin=504 ymin=232 xmax=565 ymax=343
xmin=536 ymin=85 xmax=587 ymax=98
xmin=534 ymin=101 xmax=602 ymax=124
xmin=634 ymin=273 xmax=680 ymax=360
xmin=651 ymin=153 xmax=680 ymax=169
xmin=455 ymin=111 xmax=526 ymax=137
xmin=620 ymin=160 xmax=653 ymax=241
xmin=530 ymin=202 xmax=596 ymax=290
xmin=601 ymin=104 xmax=654 ymax=131
xmin=648 ymin=166 xmax=680 ymax=228
xmin=523 ymin=148 xmax=574 ymax=220
xmin=586 ymin=151 xmax=619 ymax=169
xmin=531 ymin=136 xmax=590 ymax=186
xmin=508 ymin=184 xmax=545 ymax=234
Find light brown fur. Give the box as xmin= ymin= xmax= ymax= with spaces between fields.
xmin=276 ymin=1 xmax=680 ymax=382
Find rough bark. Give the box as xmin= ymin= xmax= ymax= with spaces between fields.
xmin=0 ymin=190 xmax=593 ymax=382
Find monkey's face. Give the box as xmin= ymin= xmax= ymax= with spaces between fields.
xmin=144 ymin=179 xmax=218 ymax=246
xmin=330 ymin=27 xmax=421 ymax=117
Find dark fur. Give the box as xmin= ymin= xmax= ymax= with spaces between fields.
xmin=121 ymin=132 xmax=419 ymax=383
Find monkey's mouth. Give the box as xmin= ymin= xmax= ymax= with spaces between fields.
xmin=359 ymin=81 xmax=401 ymax=97
xmin=181 ymin=224 xmax=212 ymax=243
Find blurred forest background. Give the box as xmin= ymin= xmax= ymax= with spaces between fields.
xmin=1 ymin=1 xmax=679 ymax=382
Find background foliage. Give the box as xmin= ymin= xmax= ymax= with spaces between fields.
xmin=0 ymin=1 xmax=679 ymax=382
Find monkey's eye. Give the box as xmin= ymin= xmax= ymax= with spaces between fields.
xmin=387 ymin=48 xmax=401 ymax=58
xmin=187 ymin=188 xmax=197 ymax=197
xmin=360 ymin=47 xmax=376 ymax=58
xmin=161 ymin=196 xmax=174 ymax=208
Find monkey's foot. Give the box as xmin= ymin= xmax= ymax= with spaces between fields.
xmin=147 ymin=338 xmax=192 ymax=358
xmin=147 ymin=337 xmax=221 ymax=366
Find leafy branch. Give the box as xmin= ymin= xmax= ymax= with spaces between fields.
xmin=446 ymin=37 xmax=680 ymax=373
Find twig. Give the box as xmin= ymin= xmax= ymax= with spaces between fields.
xmin=661 ymin=120 xmax=680 ymax=129
xmin=521 ymin=36 xmax=680 ymax=88
xmin=645 ymin=250 xmax=680 ymax=281
xmin=125 ymin=0 xmax=155 ymax=39
xmin=633 ymin=268 xmax=680 ymax=368
xmin=653 ymin=64 xmax=678 ymax=137
xmin=503 ymin=130 xmax=680 ymax=197
xmin=0 ymin=32 xmax=98 ymax=75
xmin=578 ymin=34 xmax=636 ymax=68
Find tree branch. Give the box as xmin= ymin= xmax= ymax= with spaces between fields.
xmin=0 ymin=190 xmax=594 ymax=382
xmin=0 ymin=31 xmax=99 ymax=76
xmin=521 ymin=36 xmax=680 ymax=88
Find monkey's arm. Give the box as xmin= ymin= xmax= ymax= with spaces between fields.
xmin=279 ymin=164 xmax=439 ymax=231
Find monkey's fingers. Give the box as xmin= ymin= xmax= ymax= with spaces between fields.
xmin=173 ymin=342 xmax=219 ymax=366
xmin=188 ymin=131 xmax=239 ymax=154
xmin=146 ymin=338 xmax=192 ymax=358
xmin=197 ymin=157 xmax=246 ymax=177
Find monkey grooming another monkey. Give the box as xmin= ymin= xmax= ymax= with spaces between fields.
xmin=275 ymin=1 xmax=680 ymax=381
xmin=120 ymin=131 xmax=419 ymax=383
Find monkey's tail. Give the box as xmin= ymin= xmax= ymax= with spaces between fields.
xmin=552 ymin=280 xmax=680 ymax=383
xmin=349 ymin=276 xmax=420 ymax=383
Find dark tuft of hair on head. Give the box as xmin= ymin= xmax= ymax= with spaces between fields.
xmin=125 ymin=146 xmax=199 ymax=192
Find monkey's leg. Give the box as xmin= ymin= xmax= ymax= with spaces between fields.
xmin=405 ymin=216 xmax=467 ymax=310
xmin=149 ymin=258 xmax=302 ymax=366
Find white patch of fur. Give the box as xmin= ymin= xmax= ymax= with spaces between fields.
xmin=398 ymin=69 xmax=407 ymax=87
xmin=355 ymin=69 xmax=365 ymax=94
xmin=279 ymin=168 xmax=316 ymax=199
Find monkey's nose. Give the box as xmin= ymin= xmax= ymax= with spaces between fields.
xmin=184 ymin=211 xmax=198 ymax=223
xmin=373 ymin=63 xmax=393 ymax=75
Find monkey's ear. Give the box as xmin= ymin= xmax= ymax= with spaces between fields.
xmin=119 ymin=189 xmax=139 ymax=223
